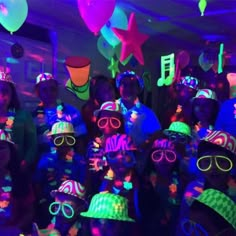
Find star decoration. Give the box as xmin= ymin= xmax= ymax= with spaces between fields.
xmin=112 ymin=12 xmax=149 ymax=65
xmin=108 ymin=57 xmax=120 ymax=78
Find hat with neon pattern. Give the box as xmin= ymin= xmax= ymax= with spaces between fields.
xmin=0 ymin=72 xmax=14 ymax=84
xmin=194 ymin=188 xmax=236 ymax=229
xmin=94 ymin=101 xmax=121 ymax=117
xmin=51 ymin=180 xmax=86 ymax=201
xmin=36 ymin=72 xmax=58 ymax=85
xmin=47 ymin=121 xmax=75 ymax=136
xmin=192 ymin=89 xmax=217 ymax=101
xmin=80 ymin=192 xmax=134 ymax=222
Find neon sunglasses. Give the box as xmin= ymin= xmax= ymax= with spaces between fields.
xmin=49 ymin=201 xmax=75 ymax=219
xmin=197 ymin=155 xmax=233 ymax=172
xmin=53 ymin=135 xmax=76 ymax=147
xmin=181 ymin=218 xmax=208 ymax=236
xmin=97 ymin=117 xmax=121 ymax=129
xmin=151 ymin=149 xmax=177 ymax=163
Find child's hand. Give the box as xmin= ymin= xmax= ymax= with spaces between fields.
xmin=89 ymin=158 xmax=106 ymax=172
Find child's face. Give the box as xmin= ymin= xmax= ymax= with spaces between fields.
xmin=197 ymin=151 xmax=233 ymax=189
xmin=106 ymin=150 xmax=135 ymax=176
xmin=37 ymin=80 xmax=58 ymax=105
xmin=96 ymin=82 xmax=115 ymax=105
xmin=97 ymin=110 xmax=121 ymax=136
xmin=0 ymin=141 xmax=11 ymax=170
xmin=119 ymin=77 xmax=140 ymax=102
xmin=193 ymin=99 xmax=215 ymax=123
xmin=0 ymin=81 xmax=12 ymax=109
xmin=90 ymin=219 xmax=124 ymax=236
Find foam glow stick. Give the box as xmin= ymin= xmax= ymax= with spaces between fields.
xmin=218 ymin=43 xmax=224 ymax=74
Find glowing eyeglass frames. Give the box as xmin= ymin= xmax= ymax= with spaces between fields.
xmin=97 ymin=117 xmax=121 ymax=129
xmin=151 ymin=149 xmax=177 ymax=163
xmin=53 ymin=135 xmax=76 ymax=146
xmin=197 ymin=155 xmax=233 ymax=172
xmin=49 ymin=202 xmax=75 ymax=219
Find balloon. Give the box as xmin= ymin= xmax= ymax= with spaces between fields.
xmin=199 ymin=52 xmax=213 ymax=72
xmin=198 ymin=0 xmax=207 ymax=16
xmin=176 ymin=50 xmax=190 ymax=69
xmin=97 ymin=35 xmax=115 ymax=60
xmin=0 ymin=0 xmax=28 ymax=33
xmin=115 ymin=43 xmax=132 ymax=65
xmin=77 ymin=0 xmax=116 ymax=35
xmin=101 ymin=6 xmax=128 ymax=47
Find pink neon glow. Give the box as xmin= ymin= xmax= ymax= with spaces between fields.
xmin=0 ymin=4 xmax=8 ymax=16
xmin=151 ymin=149 xmax=177 ymax=163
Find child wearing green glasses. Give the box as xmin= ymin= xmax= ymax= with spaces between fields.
xmin=176 ymin=130 xmax=236 ymax=236
xmin=33 ymin=121 xmax=86 ymax=228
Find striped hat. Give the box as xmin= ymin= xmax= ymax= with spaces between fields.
xmin=47 ymin=121 xmax=75 ymax=136
xmin=94 ymin=101 xmax=121 ymax=117
xmin=0 ymin=72 xmax=14 ymax=84
xmin=36 ymin=72 xmax=57 ymax=85
xmin=194 ymin=188 xmax=236 ymax=229
xmin=51 ymin=180 xmax=86 ymax=201
xmin=193 ymin=89 xmax=217 ymax=101
xmin=80 ymin=192 xmax=135 ymax=222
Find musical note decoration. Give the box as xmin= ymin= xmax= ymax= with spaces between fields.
xmin=157 ymin=53 xmax=175 ymax=87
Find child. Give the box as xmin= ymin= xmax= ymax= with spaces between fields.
xmin=81 ymin=192 xmax=134 ymax=236
xmin=0 ymin=129 xmax=34 ymax=235
xmin=34 ymin=121 xmax=86 ymax=228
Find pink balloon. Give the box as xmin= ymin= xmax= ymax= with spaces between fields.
xmin=77 ymin=0 xmax=116 ymax=35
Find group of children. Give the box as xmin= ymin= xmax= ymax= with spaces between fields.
xmin=0 ymin=69 xmax=235 ymax=235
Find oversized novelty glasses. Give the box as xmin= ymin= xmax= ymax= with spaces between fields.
xmin=197 ymin=155 xmax=233 ymax=172
xmin=97 ymin=117 xmax=121 ymax=129
xmin=181 ymin=218 xmax=208 ymax=236
xmin=49 ymin=201 xmax=75 ymax=219
xmin=53 ymin=135 xmax=76 ymax=147
xmin=151 ymin=149 xmax=177 ymax=163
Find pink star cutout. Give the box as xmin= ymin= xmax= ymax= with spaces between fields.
xmin=112 ymin=12 xmax=149 ymax=65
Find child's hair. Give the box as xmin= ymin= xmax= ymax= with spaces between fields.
xmin=7 ymin=83 xmax=21 ymax=110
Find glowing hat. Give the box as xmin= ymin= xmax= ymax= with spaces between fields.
xmin=105 ymin=134 xmax=137 ymax=153
xmin=51 ymin=180 xmax=86 ymax=201
xmin=36 ymin=72 xmax=56 ymax=85
xmin=65 ymin=56 xmax=91 ymax=101
xmin=80 ymin=192 xmax=135 ymax=222
xmin=47 ymin=121 xmax=75 ymax=136
xmin=164 ymin=121 xmax=191 ymax=137
xmin=94 ymin=101 xmax=121 ymax=117
xmin=116 ymin=71 xmax=144 ymax=89
xmin=0 ymin=72 xmax=14 ymax=84
xmin=227 ymin=73 xmax=236 ymax=88
xmin=198 ymin=130 xmax=236 ymax=156
xmin=193 ymin=89 xmax=217 ymax=101
xmin=0 ymin=129 xmax=14 ymax=144
xmin=179 ymin=76 xmax=199 ymax=90
xmin=194 ymin=188 xmax=236 ymax=229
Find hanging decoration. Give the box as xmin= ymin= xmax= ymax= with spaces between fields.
xmin=101 ymin=6 xmax=128 ymax=47
xmin=198 ymin=52 xmax=213 ymax=72
xmin=115 ymin=43 xmax=132 ymax=66
xmin=198 ymin=0 xmax=207 ymax=16
xmin=112 ymin=12 xmax=149 ymax=65
xmin=0 ymin=0 xmax=28 ymax=33
xmin=217 ymin=43 xmax=224 ymax=74
xmin=157 ymin=53 xmax=175 ymax=87
xmin=77 ymin=0 xmax=116 ymax=35
xmin=108 ymin=57 xmax=120 ymax=78
xmin=97 ymin=35 xmax=116 ymax=60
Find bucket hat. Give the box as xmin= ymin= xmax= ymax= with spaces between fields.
xmin=51 ymin=180 xmax=86 ymax=201
xmin=116 ymin=71 xmax=144 ymax=89
xmin=80 ymin=192 xmax=135 ymax=222
xmin=164 ymin=121 xmax=192 ymax=137
xmin=0 ymin=72 xmax=14 ymax=84
xmin=94 ymin=101 xmax=121 ymax=117
xmin=47 ymin=121 xmax=75 ymax=136
xmin=198 ymin=130 xmax=236 ymax=157
xmin=194 ymin=188 xmax=236 ymax=229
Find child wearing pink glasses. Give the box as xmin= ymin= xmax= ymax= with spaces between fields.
xmin=33 ymin=121 xmax=86 ymax=228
